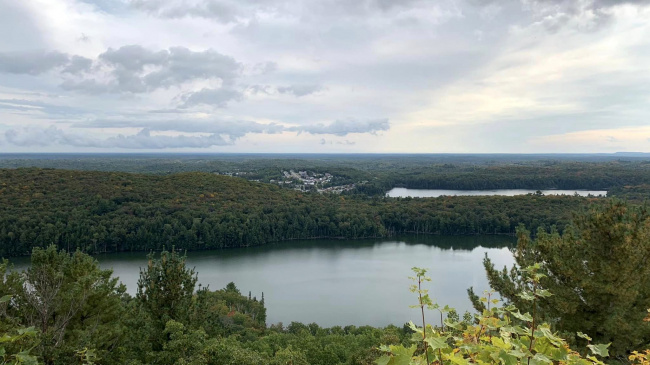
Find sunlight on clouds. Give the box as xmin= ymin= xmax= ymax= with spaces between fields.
xmin=403 ymin=4 xmax=650 ymax=130
xmin=1 ymin=0 xmax=650 ymax=152
xmin=530 ymin=126 xmax=650 ymax=152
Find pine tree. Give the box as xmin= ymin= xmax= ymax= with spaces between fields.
xmin=136 ymin=248 xmax=197 ymax=350
xmin=471 ymin=201 xmax=650 ymax=356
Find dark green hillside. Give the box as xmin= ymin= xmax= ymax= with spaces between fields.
xmin=0 ymin=168 xmax=598 ymax=256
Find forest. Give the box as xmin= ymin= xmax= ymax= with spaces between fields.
xmin=1 ymin=202 xmax=649 ymax=365
xmin=3 ymin=154 xmax=650 ymax=197
xmin=0 ymin=158 xmax=649 ymax=364
xmin=0 ymin=168 xmax=604 ymax=256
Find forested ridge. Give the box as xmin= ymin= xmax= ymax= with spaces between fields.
xmin=3 ymin=155 xmax=650 ymax=195
xmin=0 ymin=168 xmax=599 ymax=257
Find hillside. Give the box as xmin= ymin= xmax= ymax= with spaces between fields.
xmin=0 ymin=168 xmax=598 ymax=256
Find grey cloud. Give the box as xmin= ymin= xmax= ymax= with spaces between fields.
xmin=61 ymin=45 xmax=240 ymax=94
xmin=79 ymin=0 xmax=130 ymax=14
xmin=99 ymin=45 xmax=168 ymax=72
xmin=73 ymin=118 xmax=284 ymax=137
xmin=320 ymin=138 xmax=356 ymax=145
xmin=60 ymin=79 xmax=112 ymax=94
xmin=61 ymin=56 xmax=93 ymax=74
xmin=277 ymin=85 xmax=324 ymax=97
xmin=5 ymin=126 xmax=91 ymax=147
xmin=534 ymin=0 xmax=650 ymax=7
xmin=0 ymin=2 xmax=47 ymax=51
xmin=0 ymin=98 xmax=85 ymax=116
xmin=3 ymin=126 xmax=232 ymax=149
xmin=290 ymin=118 xmax=390 ymax=136
xmin=73 ymin=117 xmax=382 ymax=137
xmin=131 ymin=0 xmax=441 ymax=23
xmin=246 ymin=85 xmax=273 ymax=95
xmin=2 ymin=116 xmax=389 ymax=149
xmin=102 ymin=129 xmax=233 ymax=148
xmin=179 ymin=87 xmax=243 ymax=108
xmin=131 ymin=0 xmax=242 ymax=23
xmin=246 ymin=84 xmax=324 ymax=97
xmin=0 ymin=45 xmax=242 ymax=96
xmin=0 ymin=51 xmax=70 ymax=75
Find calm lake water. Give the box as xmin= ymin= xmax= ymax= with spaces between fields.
xmin=387 ymin=188 xmax=607 ymax=198
xmin=10 ymin=235 xmax=515 ymax=327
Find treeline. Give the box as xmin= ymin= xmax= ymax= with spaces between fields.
xmin=0 ymin=168 xmax=601 ymax=256
xmin=360 ymin=162 xmax=650 ymax=192
xmin=1 ymin=247 xmax=409 ymax=365
xmin=4 ymin=155 xmax=650 ymax=196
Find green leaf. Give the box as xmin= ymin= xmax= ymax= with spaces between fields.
xmin=499 ymin=350 xmax=518 ymax=365
xmin=548 ymin=345 xmax=570 ymax=361
xmin=532 ymin=353 xmax=552 ymax=364
xmin=577 ymin=332 xmax=592 ymax=341
xmin=447 ymin=352 xmax=469 ymax=365
xmin=444 ymin=319 xmax=462 ymax=330
xmin=407 ymin=321 xmax=421 ymax=334
xmin=517 ymin=291 xmax=535 ymax=301
xmin=491 ymin=337 xmax=510 ymax=350
xmin=587 ymin=343 xmax=610 ymax=357
xmin=538 ymin=327 xmax=564 ymax=347
xmin=0 ymin=295 xmax=11 ymax=303
xmin=375 ymin=356 xmax=391 ymax=365
xmin=536 ymin=289 xmax=553 ymax=298
xmin=510 ymin=310 xmax=533 ymax=322
xmin=390 ymin=345 xmax=417 ymax=365
xmin=425 ymin=336 xmax=449 ymax=351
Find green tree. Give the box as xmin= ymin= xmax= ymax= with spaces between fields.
xmin=136 ymin=249 xmax=197 ymax=350
xmin=472 ymin=201 xmax=650 ymax=357
xmin=0 ymin=246 xmax=125 ymax=365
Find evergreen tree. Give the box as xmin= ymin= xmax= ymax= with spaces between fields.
xmin=136 ymin=248 xmax=197 ymax=351
xmin=0 ymin=246 xmax=125 ymax=365
xmin=471 ymin=201 xmax=650 ymax=356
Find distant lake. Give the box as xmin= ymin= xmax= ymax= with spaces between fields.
xmin=9 ymin=235 xmax=515 ymax=328
xmin=387 ymin=188 xmax=607 ymax=198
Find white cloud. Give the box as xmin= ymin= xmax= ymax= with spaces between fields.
xmin=0 ymin=0 xmax=649 ymax=152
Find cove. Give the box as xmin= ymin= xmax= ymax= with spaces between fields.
xmin=387 ymin=188 xmax=607 ymax=198
xmin=10 ymin=235 xmax=515 ymax=327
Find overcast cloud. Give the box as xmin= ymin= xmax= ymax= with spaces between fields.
xmin=0 ymin=0 xmax=649 ymax=152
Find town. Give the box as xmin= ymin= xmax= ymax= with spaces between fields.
xmin=273 ymin=170 xmax=357 ymax=193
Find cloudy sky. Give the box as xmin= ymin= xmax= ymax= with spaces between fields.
xmin=0 ymin=0 xmax=649 ymax=153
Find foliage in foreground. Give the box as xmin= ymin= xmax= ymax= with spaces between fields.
xmin=1 ymin=247 xmax=408 ymax=365
xmin=378 ymin=266 xmax=649 ymax=365
xmin=471 ymin=201 xmax=650 ymax=356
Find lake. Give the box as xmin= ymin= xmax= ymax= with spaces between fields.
xmin=387 ymin=188 xmax=607 ymax=198
xmin=9 ymin=235 xmax=515 ymax=327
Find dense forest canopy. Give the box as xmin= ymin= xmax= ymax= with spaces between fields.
xmin=0 ymin=168 xmax=605 ymax=257
xmin=2 ymin=154 xmax=650 ymax=196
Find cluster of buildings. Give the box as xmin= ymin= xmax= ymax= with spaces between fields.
xmin=270 ymin=170 xmax=355 ymax=193
xmin=218 ymin=169 xmax=359 ymax=194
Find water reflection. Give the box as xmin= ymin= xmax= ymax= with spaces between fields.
xmin=8 ymin=235 xmax=515 ymax=327
xmin=387 ymin=188 xmax=607 ymax=198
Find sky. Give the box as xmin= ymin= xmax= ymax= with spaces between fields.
xmin=0 ymin=0 xmax=649 ymax=153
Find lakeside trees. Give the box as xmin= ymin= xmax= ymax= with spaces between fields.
xmin=0 ymin=168 xmax=595 ymax=257
xmin=2 ymin=197 xmax=650 ymax=364
xmin=1 ymin=247 xmax=410 ymax=364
